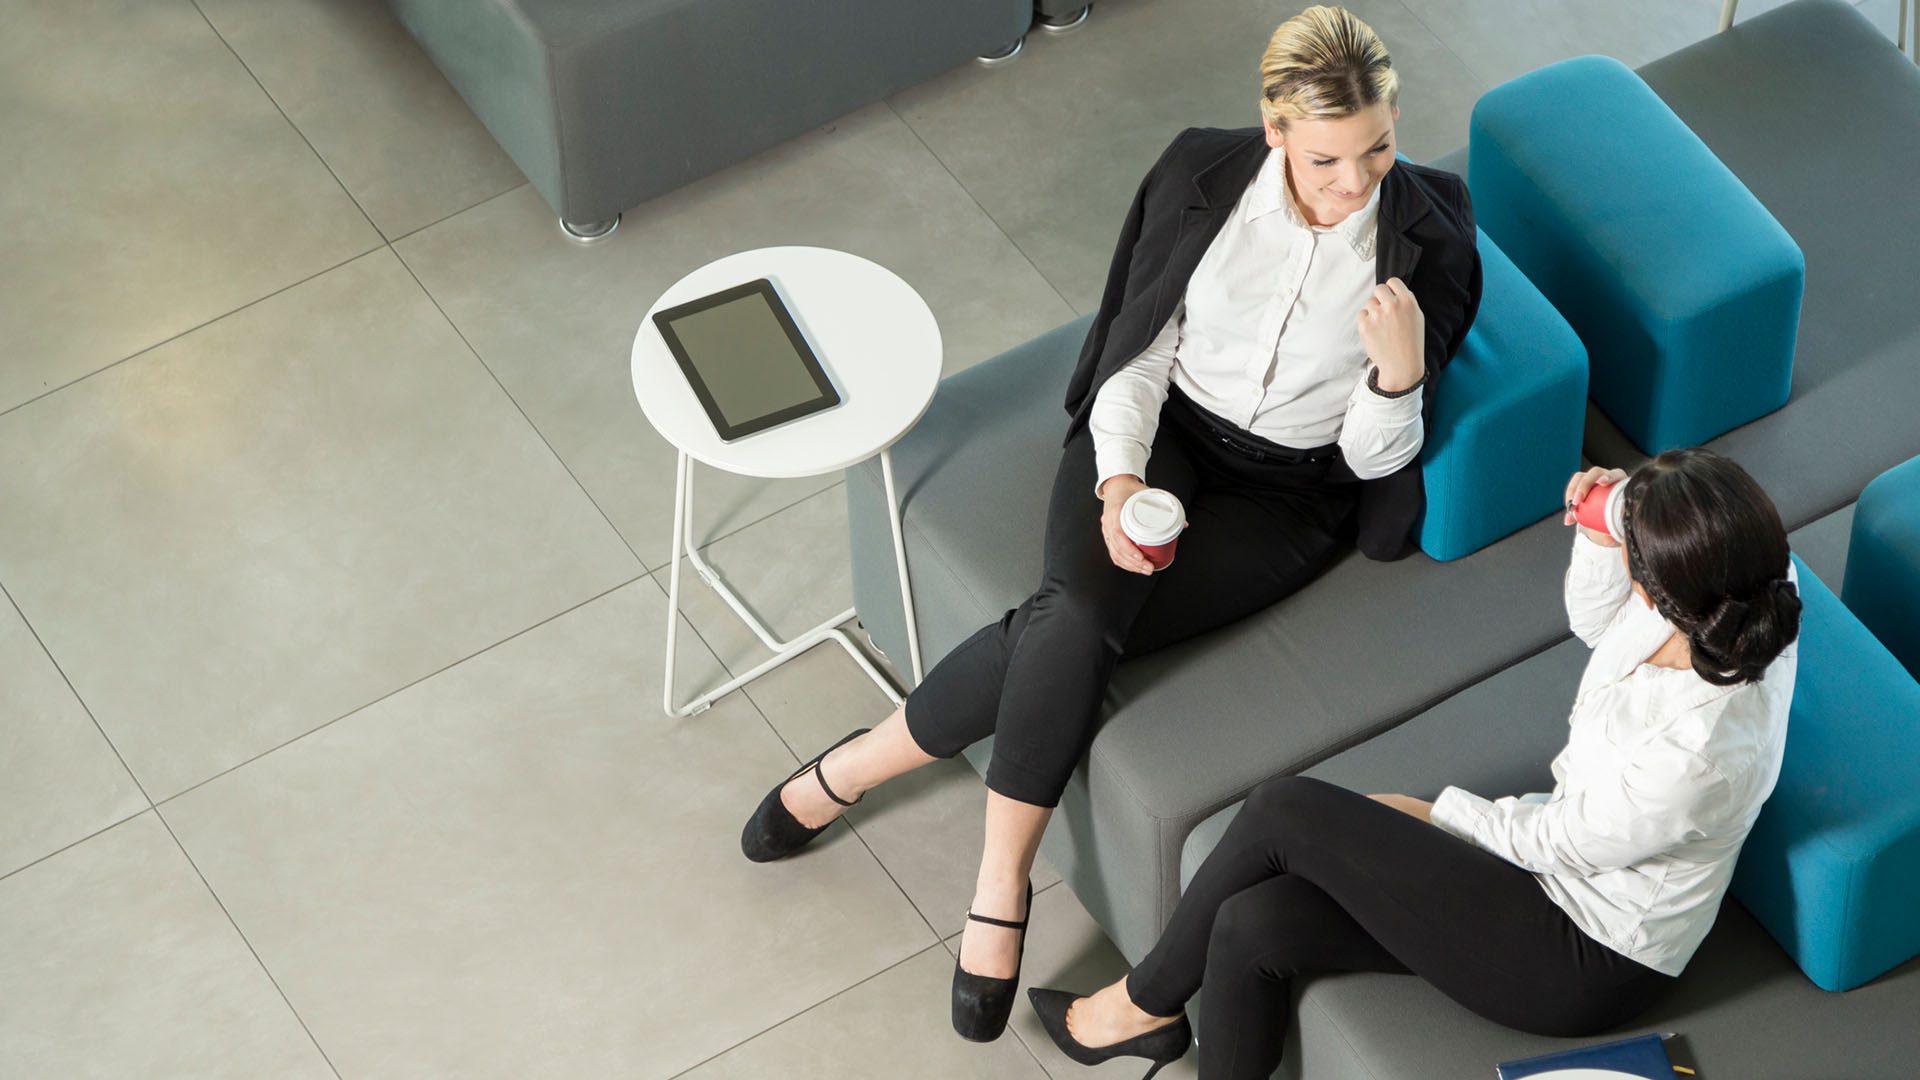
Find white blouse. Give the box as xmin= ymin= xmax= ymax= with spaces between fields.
xmin=1429 ymin=533 xmax=1798 ymax=977
xmin=1087 ymin=148 xmax=1426 ymax=492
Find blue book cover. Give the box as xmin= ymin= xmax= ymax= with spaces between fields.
xmin=1496 ymin=1032 xmax=1676 ymax=1078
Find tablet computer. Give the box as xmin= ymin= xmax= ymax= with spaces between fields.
xmin=650 ymin=278 xmax=841 ymax=442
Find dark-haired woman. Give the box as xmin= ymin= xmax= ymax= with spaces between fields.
xmin=1029 ymin=447 xmax=1803 ymax=1079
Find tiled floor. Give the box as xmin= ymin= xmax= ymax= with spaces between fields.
xmin=0 ymin=0 xmax=1902 ymax=1076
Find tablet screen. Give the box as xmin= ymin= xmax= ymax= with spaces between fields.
xmin=652 ymin=279 xmax=839 ymax=441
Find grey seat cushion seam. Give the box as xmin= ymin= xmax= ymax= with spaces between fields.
xmin=1135 ymin=632 xmax=1580 ymax=823
xmin=1303 ymin=989 xmax=1389 ymax=1080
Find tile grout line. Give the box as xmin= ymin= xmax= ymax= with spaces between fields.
xmin=656 ymin=579 xmax=948 ymax=943
xmin=149 ymin=807 xmax=345 ymax=1080
xmin=0 ymin=579 xmax=154 ymax=815
xmin=1389 ymin=0 xmax=1498 ymax=98
xmin=660 ymin=941 xmax=947 ymax=1080
xmin=637 ymin=479 xmax=857 ymax=687
xmin=154 ymin=571 xmax=648 ymax=810
xmin=882 ymin=97 xmax=1086 ymax=318
xmin=386 ymin=180 xmax=531 ymax=246
xmin=384 ymin=243 xmax=648 ymax=572
xmin=642 ymin=476 xmax=852 ymax=576
xmin=189 ymin=0 xmax=382 ymax=240
xmin=0 ymin=810 xmax=148 ymax=887
xmin=0 ymin=243 xmax=382 ymax=424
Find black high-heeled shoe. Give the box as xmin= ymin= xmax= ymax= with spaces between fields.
xmin=739 ymin=728 xmax=869 ymax=863
xmin=1027 ymin=987 xmax=1192 ymax=1079
xmin=951 ymin=879 xmax=1033 ymax=1042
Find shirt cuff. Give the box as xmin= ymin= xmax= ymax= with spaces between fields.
xmin=1570 ymin=530 xmax=1628 ymax=580
xmin=1094 ymin=439 xmax=1150 ymax=497
xmin=1428 ymin=786 xmax=1494 ymax=844
xmin=1348 ymin=368 xmax=1425 ymax=422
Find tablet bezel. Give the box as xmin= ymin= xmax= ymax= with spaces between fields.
xmin=650 ymin=277 xmax=841 ymax=443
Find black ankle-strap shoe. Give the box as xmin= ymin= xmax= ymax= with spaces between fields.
xmin=951 ymin=879 xmax=1033 ymax=1043
xmin=739 ymin=728 xmax=869 ymax=863
xmin=1027 ymin=987 xmax=1191 ymax=1079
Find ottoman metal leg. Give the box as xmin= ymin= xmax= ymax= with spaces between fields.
xmin=975 ymin=36 xmax=1024 ymax=67
xmin=559 ymin=215 xmax=621 ymax=243
xmin=1037 ymin=5 xmax=1092 ymax=33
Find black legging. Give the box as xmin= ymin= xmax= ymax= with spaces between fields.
xmin=903 ymin=390 xmax=1358 ymax=807
xmin=1127 ymin=776 xmax=1674 ymax=1078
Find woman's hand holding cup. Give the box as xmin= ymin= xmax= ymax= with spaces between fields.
xmin=1098 ymin=474 xmax=1156 ymax=576
xmin=1564 ymin=466 xmax=1630 ymax=547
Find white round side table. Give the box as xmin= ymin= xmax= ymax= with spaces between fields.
xmin=631 ymin=246 xmax=940 ymax=717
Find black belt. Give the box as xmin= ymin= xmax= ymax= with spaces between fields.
xmin=1170 ymin=388 xmax=1340 ymax=465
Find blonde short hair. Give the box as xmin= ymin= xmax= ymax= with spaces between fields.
xmin=1258 ymin=6 xmax=1399 ymax=130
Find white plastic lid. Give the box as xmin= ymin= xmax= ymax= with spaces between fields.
xmin=1605 ymin=480 xmax=1630 ymax=541
xmin=1122 ymin=489 xmax=1185 ymax=546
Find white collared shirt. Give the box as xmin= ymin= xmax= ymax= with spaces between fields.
xmin=1429 ymin=534 xmax=1799 ymax=977
xmin=1088 ymin=149 xmax=1425 ymax=490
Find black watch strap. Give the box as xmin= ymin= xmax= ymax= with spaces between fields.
xmin=1367 ymin=367 xmax=1426 ymax=399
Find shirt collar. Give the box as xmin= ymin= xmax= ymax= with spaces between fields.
xmin=1245 ymin=148 xmax=1380 ymax=259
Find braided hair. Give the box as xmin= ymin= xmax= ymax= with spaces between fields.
xmin=1620 ymin=448 xmax=1801 ymax=686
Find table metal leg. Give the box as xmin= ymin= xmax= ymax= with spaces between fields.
xmin=659 ymin=453 xmax=908 ymax=717
xmin=881 ymin=449 xmax=925 ymax=685
xmin=1718 ymin=0 xmax=1736 ymax=33
xmin=663 ymin=451 xmax=692 ymax=716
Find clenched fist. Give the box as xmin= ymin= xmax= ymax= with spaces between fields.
xmin=1356 ymin=277 xmax=1425 ymax=393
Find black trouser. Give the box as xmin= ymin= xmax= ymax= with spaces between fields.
xmin=903 ymin=390 xmax=1359 ymax=808
xmin=1126 ymin=776 xmax=1675 ymax=1079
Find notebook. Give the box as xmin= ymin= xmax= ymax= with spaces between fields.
xmin=1496 ymin=1032 xmax=1679 ymax=1079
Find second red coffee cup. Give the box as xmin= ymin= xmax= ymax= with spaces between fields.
xmin=1573 ymin=480 xmax=1630 ymax=542
xmin=1121 ymin=488 xmax=1186 ymax=570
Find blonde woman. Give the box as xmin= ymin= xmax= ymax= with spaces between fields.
xmin=740 ymin=5 xmax=1482 ymax=1043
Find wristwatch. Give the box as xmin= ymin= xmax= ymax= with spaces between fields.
xmin=1367 ymin=366 xmax=1426 ymax=399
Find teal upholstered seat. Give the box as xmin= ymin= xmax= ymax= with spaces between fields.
xmin=1842 ymin=455 xmax=1920 ymax=679
xmin=1468 ymin=55 xmax=1804 ymax=455
xmin=1417 ymin=228 xmax=1587 ymax=561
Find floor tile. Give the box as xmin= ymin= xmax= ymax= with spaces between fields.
xmin=944 ymin=883 xmax=1199 ymax=1079
xmin=678 ymin=945 xmax=1051 ymax=1080
xmin=0 ymin=249 xmax=640 ymax=799
xmin=737 ymin=638 xmax=1064 ymax=939
xmin=1851 ymin=0 xmax=1913 ymax=44
xmin=162 ymin=581 xmax=934 ymax=1079
xmin=394 ymin=102 xmax=1074 ymax=570
xmin=0 ymin=592 xmax=147 ymax=878
xmin=0 ymin=813 xmax=331 ymax=1079
xmin=0 ymin=0 xmax=380 ymax=413
xmin=1402 ymin=0 xmax=1740 ymax=88
xmin=889 ymin=0 xmax=1487 ymax=313
xmin=195 ymin=0 xmax=525 ymax=240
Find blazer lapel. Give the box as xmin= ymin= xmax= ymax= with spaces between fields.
xmin=1374 ymin=164 xmax=1434 ymax=284
xmin=1147 ymin=133 xmax=1269 ymax=330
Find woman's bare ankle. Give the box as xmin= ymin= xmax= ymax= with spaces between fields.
xmin=1067 ymin=979 xmax=1182 ymax=1048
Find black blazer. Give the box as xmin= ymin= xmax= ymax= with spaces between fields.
xmin=1064 ymin=127 xmax=1483 ymax=561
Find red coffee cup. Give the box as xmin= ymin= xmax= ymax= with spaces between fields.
xmin=1121 ymin=488 xmax=1186 ymax=570
xmin=1574 ymin=480 xmax=1629 ymax=542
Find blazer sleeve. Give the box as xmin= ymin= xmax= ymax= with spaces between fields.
xmin=1064 ymin=129 xmax=1191 ymax=420
xmin=1351 ymin=175 xmax=1483 ymax=562
xmin=1422 ymin=177 xmax=1482 ymax=391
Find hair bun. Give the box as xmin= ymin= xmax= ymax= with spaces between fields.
xmin=1686 ymin=577 xmax=1802 ymax=686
